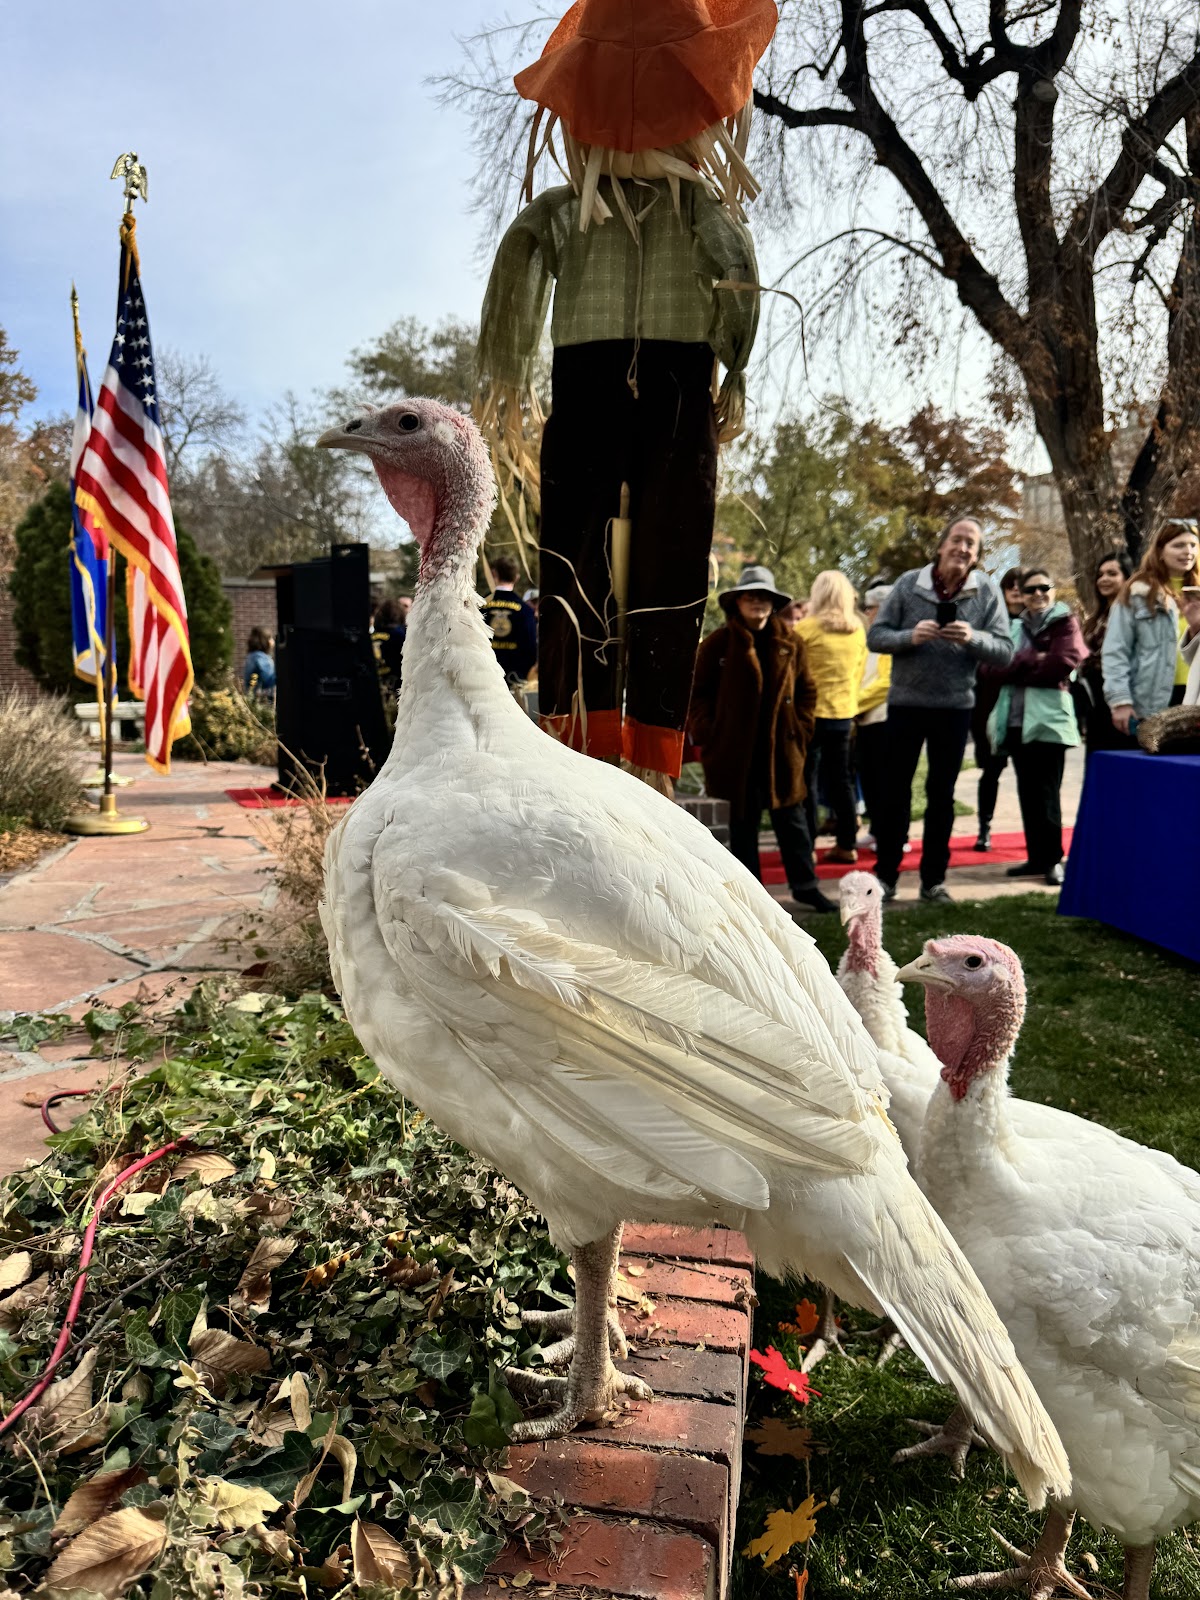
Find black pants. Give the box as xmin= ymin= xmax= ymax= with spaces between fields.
xmin=1005 ymin=734 xmax=1067 ymax=870
xmin=976 ymin=750 xmax=1009 ymax=828
xmin=728 ymin=777 xmax=820 ymax=894
xmin=875 ymin=705 xmax=972 ymax=888
xmin=805 ymin=717 xmax=857 ymax=850
xmin=538 ymin=339 xmax=718 ymax=774
xmin=855 ymin=720 xmax=889 ymax=833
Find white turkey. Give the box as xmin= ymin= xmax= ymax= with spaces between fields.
xmin=900 ymin=934 xmax=1200 ymax=1599
xmin=314 ymin=396 xmax=1069 ymax=1508
xmin=837 ymin=869 xmax=941 ymax=1159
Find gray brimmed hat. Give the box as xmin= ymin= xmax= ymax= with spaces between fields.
xmin=719 ymin=564 xmax=792 ymax=614
xmin=864 ymin=582 xmax=893 ymax=609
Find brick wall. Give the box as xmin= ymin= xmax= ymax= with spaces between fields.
xmin=0 ymin=578 xmax=42 ymax=697
xmin=223 ymin=579 xmax=278 ymax=661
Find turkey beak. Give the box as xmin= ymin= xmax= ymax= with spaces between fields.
xmin=897 ymin=953 xmax=948 ymax=989
xmin=839 ymin=896 xmax=866 ymax=927
xmin=317 ymin=418 xmax=375 ymax=456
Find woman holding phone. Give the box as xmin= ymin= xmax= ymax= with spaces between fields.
xmin=1102 ymin=520 xmax=1200 ymax=737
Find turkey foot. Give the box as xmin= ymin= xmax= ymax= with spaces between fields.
xmin=856 ymin=1316 xmax=905 ymax=1368
xmin=522 ymin=1304 xmax=629 ymax=1365
xmin=950 ymin=1509 xmax=1096 ymax=1598
xmin=801 ymin=1286 xmax=846 ymax=1371
xmin=510 ymin=1227 xmax=653 ymax=1441
xmin=893 ymin=1404 xmax=988 ymax=1479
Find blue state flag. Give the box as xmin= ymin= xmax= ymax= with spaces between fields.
xmin=69 ymin=305 xmax=113 ymax=694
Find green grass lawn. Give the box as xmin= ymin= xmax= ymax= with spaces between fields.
xmin=735 ymin=895 xmax=1200 ymax=1599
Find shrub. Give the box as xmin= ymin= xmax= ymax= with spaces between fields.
xmin=244 ymin=765 xmax=342 ymax=993
xmin=0 ymin=689 xmax=84 ymax=827
xmin=174 ymin=682 xmax=276 ymax=764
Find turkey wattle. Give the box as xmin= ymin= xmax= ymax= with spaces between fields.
xmin=314 ymin=396 xmax=1069 ymax=1502
xmin=900 ymin=935 xmax=1200 ymax=1600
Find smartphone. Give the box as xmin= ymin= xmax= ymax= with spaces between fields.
xmin=1182 ymin=587 xmax=1200 ymax=600
xmin=935 ymin=600 xmax=958 ymax=626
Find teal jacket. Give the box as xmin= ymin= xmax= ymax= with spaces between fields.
xmin=1101 ymin=581 xmax=1185 ymax=719
xmin=986 ymin=603 xmax=1087 ymax=750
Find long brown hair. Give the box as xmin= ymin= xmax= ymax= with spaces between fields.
xmin=1117 ymin=520 xmax=1200 ymax=612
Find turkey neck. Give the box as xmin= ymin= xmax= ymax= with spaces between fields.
xmin=919 ymin=1064 xmax=1017 ymax=1214
xmin=388 ymin=544 xmax=521 ymax=763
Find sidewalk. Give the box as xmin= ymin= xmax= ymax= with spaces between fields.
xmin=0 ymin=753 xmax=277 ymax=1173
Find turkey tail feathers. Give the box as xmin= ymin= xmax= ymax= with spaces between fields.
xmin=746 ymin=1187 xmax=1071 ymax=1511
xmin=843 ymin=1239 xmax=1070 ymax=1509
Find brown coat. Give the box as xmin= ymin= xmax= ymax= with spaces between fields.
xmin=689 ymin=613 xmax=817 ymax=816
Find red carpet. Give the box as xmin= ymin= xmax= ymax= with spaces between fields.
xmin=225 ymin=787 xmax=354 ymax=810
xmin=762 ymin=829 xmax=1073 ymax=885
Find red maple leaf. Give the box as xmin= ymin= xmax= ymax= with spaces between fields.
xmin=749 ymin=1345 xmax=818 ymax=1403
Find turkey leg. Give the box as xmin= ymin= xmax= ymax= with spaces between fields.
xmin=509 ymin=1225 xmax=652 ymax=1441
xmin=949 ymin=1506 xmax=1095 ymax=1598
xmin=520 ymin=1223 xmax=629 ymax=1364
xmin=1122 ymin=1543 xmax=1154 ymax=1600
xmin=801 ymin=1286 xmax=846 ymax=1371
xmin=893 ymin=1403 xmax=988 ymax=1479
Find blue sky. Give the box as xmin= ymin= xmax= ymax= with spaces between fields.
xmin=2 ymin=2 xmax=503 ymax=422
xmin=2 ymin=1 xmax=1015 ymax=463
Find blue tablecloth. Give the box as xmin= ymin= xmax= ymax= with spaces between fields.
xmin=1059 ymin=750 xmax=1200 ymax=962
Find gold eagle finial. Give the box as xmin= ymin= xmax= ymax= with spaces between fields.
xmin=109 ymin=152 xmax=149 ymax=207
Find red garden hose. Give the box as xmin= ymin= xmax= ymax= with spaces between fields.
xmin=0 ymin=1130 xmax=193 ymax=1438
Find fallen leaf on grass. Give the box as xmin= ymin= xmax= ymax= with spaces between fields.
xmin=43 ymin=1505 xmax=166 ymax=1597
xmin=351 ymin=1518 xmax=413 ymax=1587
xmin=230 ymin=1235 xmax=296 ymax=1313
xmin=171 ymin=1151 xmax=237 ymax=1185
xmin=743 ymin=1418 xmax=813 ymax=1459
xmin=778 ymin=1298 xmax=820 ymax=1337
xmin=795 ymin=1569 xmax=810 ymax=1597
xmin=749 ymin=1345 xmax=818 ymax=1404
xmin=55 ymin=1466 xmax=150 ymax=1534
xmin=742 ymin=1497 xmax=825 ymax=1566
xmin=302 ymin=1250 xmax=353 ymax=1289
xmin=200 ymin=1478 xmax=282 ymax=1531
xmin=0 ymin=1251 xmax=32 ymax=1292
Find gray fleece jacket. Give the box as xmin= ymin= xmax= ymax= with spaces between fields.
xmin=866 ymin=564 xmax=1013 ymax=709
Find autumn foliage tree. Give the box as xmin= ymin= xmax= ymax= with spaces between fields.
xmin=753 ymin=0 xmax=1200 ymax=592
xmin=722 ymin=402 xmax=1018 ymax=597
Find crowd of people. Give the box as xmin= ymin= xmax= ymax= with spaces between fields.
xmin=237 ymin=515 xmax=1199 ymax=910
xmin=691 ymin=516 xmax=1200 ymax=910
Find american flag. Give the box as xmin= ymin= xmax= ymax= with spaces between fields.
xmin=75 ymin=214 xmax=193 ymax=771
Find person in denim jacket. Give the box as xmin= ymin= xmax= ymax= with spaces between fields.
xmin=1103 ymin=521 xmax=1200 ymax=735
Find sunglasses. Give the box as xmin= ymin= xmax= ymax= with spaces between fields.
xmin=1023 ymin=584 xmax=1052 ymax=594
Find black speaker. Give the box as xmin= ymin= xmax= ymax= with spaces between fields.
xmin=275 ymin=626 xmax=390 ymax=797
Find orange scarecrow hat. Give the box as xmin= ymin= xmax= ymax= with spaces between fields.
xmin=514 ymin=0 xmax=779 ymax=154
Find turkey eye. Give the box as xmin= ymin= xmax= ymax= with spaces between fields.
xmin=398 ymin=413 xmax=420 ymax=432
xmin=964 ymin=955 xmax=984 ymax=969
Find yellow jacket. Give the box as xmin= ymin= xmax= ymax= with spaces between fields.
xmin=857 ymin=650 xmax=891 ymax=722
xmin=793 ymin=618 xmax=868 ymax=720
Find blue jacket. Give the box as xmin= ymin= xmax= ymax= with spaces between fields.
xmin=242 ymin=650 xmax=276 ymax=694
xmin=1101 ymin=582 xmax=1186 ymax=720
xmin=867 ymin=564 xmax=1013 ymax=709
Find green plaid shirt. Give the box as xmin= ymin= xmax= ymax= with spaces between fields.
xmin=478 ymin=180 xmax=760 ymax=393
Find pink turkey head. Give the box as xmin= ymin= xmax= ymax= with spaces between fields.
xmin=838 ymin=871 xmax=884 ymax=975
xmin=896 ymin=935 xmax=1026 ymax=1100
xmin=317 ymin=398 xmax=496 ymax=578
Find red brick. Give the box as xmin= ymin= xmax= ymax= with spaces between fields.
xmin=585 ymin=1396 xmax=740 ymax=1465
xmin=487 ymin=1514 xmax=716 ymax=1600
xmin=505 ymin=1439 xmax=728 ymax=1551
xmin=621 ymin=1296 xmax=748 ymax=1356
xmin=618 ymin=1255 xmax=752 ymax=1307
xmin=621 ymin=1225 xmax=752 ymax=1269
xmin=618 ymin=1347 xmax=744 ymax=1404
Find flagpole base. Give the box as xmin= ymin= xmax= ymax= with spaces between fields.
xmin=62 ymin=792 xmax=149 ymax=836
xmin=81 ymin=769 xmax=133 ymax=788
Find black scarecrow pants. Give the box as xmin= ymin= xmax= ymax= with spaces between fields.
xmin=537 ymin=339 xmax=718 ymax=778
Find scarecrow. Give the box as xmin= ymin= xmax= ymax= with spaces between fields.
xmin=478 ymin=0 xmax=777 ymax=790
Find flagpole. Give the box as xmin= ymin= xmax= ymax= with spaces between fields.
xmin=62 ymin=156 xmax=150 ymax=837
